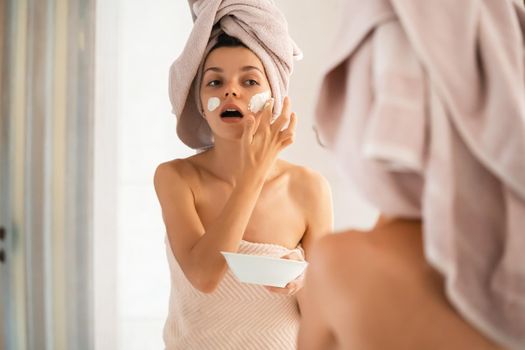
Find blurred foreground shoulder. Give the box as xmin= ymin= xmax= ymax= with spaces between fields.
xmin=283 ymin=162 xmax=334 ymax=242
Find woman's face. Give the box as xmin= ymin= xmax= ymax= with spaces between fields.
xmin=200 ymin=46 xmax=271 ymax=142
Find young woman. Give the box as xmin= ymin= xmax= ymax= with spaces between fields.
xmin=155 ymin=32 xmax=332 ymax=349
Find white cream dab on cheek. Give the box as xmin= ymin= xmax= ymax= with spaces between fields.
xmin=207 ymin=97 xmax=220 ymax=112
xmin=248 ymin=91 xmax=271 ymax=113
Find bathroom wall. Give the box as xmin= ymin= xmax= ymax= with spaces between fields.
xmin=114 ymin=1 xmax=191 ymax=349
xmin=112 ymin=0 xmax=377 ymax=349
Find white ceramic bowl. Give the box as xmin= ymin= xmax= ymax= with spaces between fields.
xmin=221 ymin=251 xmax=308 ymax=288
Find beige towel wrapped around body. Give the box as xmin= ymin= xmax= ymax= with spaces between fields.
xmin=315 ymin=0 xmax=525 ymax=348
xmin=169 ymin=0 xmax=302 ymax=149
xmin=163 ymin=238 xmax=304 ymax=349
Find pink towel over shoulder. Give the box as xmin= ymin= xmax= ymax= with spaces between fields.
xmin=315 ymin=0 xmax=525 ymax=348
xmin=169 ymin=0 xmax=302 ymax=149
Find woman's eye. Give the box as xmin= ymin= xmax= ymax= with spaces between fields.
xmin=245 ymin=79 xmax=259 ymax=86
xmin=207 ymin=80 xmax=221 ymax=87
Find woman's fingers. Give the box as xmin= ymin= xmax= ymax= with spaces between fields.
xmin=271 ymin=96 xmax=291 ymax=132
xmin=264 ymin=282 xmax=299 ymax=295
xmin=248 ymin=98 xmax=273 ymax=144
xmin=242 ymin=114 xmax=256 ymax=146
xmin=283 ymin=112 xmax=297 ymax=134
xmin=280 ymin=96 xmax=291 ymax=122
xmin=264 ymin=249 xmax=305 ymax=295
xmin=278 ymin=112 xmax=296 ymax=146
xmin=248 ymin=96 xmax=296 ymax=150
xmin=259 ymin=98 xmax=274 ymax=127
xmin=280 ymin=249 xmax=303 ymax=261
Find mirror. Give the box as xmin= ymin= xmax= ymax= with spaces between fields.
xmin=1 ymin=0 xmax=377 ymax=349
xmin=104 ymin=1 xmax=376 ymax=348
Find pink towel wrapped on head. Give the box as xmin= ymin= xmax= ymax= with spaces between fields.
xmin=315 ymin=0 xmax=525 ymax=348
xmin=169 ymin=0 xmax=302 ymax=149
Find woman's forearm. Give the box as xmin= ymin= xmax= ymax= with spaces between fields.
xmin=185 ymin=170 xmax=266 ymax=292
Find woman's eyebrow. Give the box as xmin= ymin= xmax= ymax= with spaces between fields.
xmin=203 ymin=65 xmax=264 ymax=74
xmin=203 ymin=67 xmax=223 ymax=74
xmin=242 ymin=65 xmax=264 ymax=74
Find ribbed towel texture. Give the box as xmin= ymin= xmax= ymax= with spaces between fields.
xmin=163 ymin=239 xmax=303 ymax=349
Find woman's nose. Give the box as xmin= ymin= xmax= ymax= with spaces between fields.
xmin=224 ymin=83 xmax=239 ymax=97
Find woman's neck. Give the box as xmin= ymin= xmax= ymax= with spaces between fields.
xmin=204 ymin=137 xmax=279 ymax=187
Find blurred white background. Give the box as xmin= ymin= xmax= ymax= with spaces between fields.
xmin=99 ymin=0 xmax=378 ymax=348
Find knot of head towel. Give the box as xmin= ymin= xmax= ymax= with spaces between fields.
xmin=169 ymin=0 xmax=303 ymax=149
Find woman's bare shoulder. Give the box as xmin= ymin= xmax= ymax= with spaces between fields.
xmin=277 ymin=160 xmax=331 ymax=198
xmin=154 ymin=153 xmax=208 ymax=190
xmin=155 ymin=158 xmax=191 ymax=180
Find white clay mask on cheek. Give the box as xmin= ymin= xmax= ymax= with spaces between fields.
xmin=207 ymin=97 xmax=220 ymax=112
xmin=248 ymin=91 xmax=271 ymax=113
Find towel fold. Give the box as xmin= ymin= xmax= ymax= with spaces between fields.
xmin=169 ymin=0 xmax=302 ymax=149
xmin=315 ymin=0 xmax=525 ymax=348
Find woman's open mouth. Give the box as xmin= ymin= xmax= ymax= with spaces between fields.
xmin=220 ymin=109 xmax=243 ymax=118
xmin=220 ymin=105 xmax=244 ymax=123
